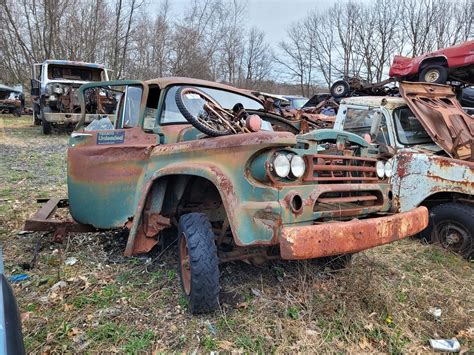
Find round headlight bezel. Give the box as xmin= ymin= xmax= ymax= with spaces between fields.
xmin=384 ymin=159 xmax=393 ymax=178
xmin=272 ymin=153 xmax=291 ymax=178
xmin=376 ymin=160 xmax=385 ymax=179
xmin=290 ymin=155 xmax=306 ymax=178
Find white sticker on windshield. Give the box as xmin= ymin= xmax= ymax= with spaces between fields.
xmin=185 ymin=93 xmax=201 ymax=99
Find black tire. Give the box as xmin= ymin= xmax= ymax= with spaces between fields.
xmin=429 ymin=203 xmax=473 ymax=259
xmin=175 ymin=87 xmax=232 ymax=137
xmin=178 ymin=213 xmax=220 ymax=314
xmin=41 ymin=107 xmax=52 ymax=135
xmin=32 ymin=111 xmax=41 ymax=126
xmin=321 ymin=254 xmax=353 ymax=270
xmin=419 ymin=65 xmax=448 ymax=84
xmin=330 ymin=80 xmax=351 ymax=99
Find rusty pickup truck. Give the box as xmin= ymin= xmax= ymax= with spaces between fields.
xmin=25 ymin=77 xmax=428 ymax=313
xmin=334 ymin=82 xmax=473 ymax=259
xmin=30 ymin=60 xmax=113 ymax=134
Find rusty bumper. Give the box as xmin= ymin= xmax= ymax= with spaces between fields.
xmin=279 ymin=206 xmax=428 ymax=260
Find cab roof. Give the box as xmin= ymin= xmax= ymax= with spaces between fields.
xmin=42 ymin=60 xmax=106 ymax=69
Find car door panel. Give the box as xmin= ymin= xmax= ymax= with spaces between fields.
xmin=68 ymin=81 xmax=158 ymax=228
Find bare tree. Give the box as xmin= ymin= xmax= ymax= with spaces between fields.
xmin=276 ymin=23 xmax=313 ymax=96
xmin=242 ymin=27 xmax=272 ymax=89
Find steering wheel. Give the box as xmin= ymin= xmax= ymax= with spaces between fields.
xmin=175 ymin=87 xmax=237 ymax=137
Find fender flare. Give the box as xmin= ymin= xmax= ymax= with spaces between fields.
xmin=124 ymin=163 xmax=240 ymax=256
xmin=419 ymin=55 xmax=448 ymax=70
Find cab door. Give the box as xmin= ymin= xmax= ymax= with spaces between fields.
xmin=68 ymin=81 xmax=158 ymax=228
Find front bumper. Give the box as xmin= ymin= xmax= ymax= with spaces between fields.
xmin=279 ymin=206 xmax=428 ymax=259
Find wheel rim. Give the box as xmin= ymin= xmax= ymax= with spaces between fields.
xmin=334 ymin=85 xmax=345 ymax=95
xmin=434 ymin=220 xmax=470 ymax=253
xmin=179 ymin=234 xmax=191 ymax=295
xmin=424 ymin=69 xmax=440 ymax=83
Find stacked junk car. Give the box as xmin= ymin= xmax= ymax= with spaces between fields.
xmin=332 ymin=40 xmax=474 ymax=260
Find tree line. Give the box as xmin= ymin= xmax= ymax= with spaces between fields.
xmin=0 ymin=0 xmax=472 ymax=97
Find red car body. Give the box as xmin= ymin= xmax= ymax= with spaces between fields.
xmin=389 ymin=40 xmax=474 ymax=79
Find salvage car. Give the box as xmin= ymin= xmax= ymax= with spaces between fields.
xmin=330 ymin=40 xmax=474 ymax=99
xmin=389 ymin=40 xmax=474 ymax=84
xmin=30 ymin=60 xmax=113 ymax=134
xmin=334 ymin=82 xmax=473 ymax=259
xmin=26 ymin=77 xmax=428 ymax=313
xmin=0 ymin=84 xmax=24 ymax=117
xmin=282 ymin=95 xmax=308 ymax=109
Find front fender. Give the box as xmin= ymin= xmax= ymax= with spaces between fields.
xmin=392 ymin=152 xmax=474 ymax=211
xmin=125 ymin=162 xmax=282 ymax=256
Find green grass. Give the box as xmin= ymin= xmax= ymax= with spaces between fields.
xmin=87 ymin=322 xmax=154 ymax=352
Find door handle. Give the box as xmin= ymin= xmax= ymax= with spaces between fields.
xmin=71 ymin=132 xmax=92 ymax=138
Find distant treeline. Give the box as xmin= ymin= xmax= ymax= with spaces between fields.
xmin=0 ymin=0 xmax=472 ymax=97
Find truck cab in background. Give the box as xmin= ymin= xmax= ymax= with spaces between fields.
xmin=334 ymin=82 xmax=474 ymax=259
xmin=30 ymin=60 xmax=111 ymax=134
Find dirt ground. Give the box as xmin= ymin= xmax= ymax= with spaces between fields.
xmin=0 ymin=115 xmax=473 ymax=353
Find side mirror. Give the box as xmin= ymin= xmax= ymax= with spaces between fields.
xmin=370 ymin=111 xmax=382 ymax=139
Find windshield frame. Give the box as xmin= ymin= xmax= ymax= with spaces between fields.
xmin=392 ymin=106 xmax=433 ymax=146
xmin=47 ymin=64 xmax=105 ymax=82
xmin=158 ymin=84 xmax=264 ymax=125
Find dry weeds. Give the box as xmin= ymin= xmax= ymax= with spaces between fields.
xmin=0 ymin=116 xmax=473 ymax=353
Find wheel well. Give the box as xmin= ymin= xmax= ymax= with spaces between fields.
xmin=420 ymin=56 xmax=448 ymax=69
xmin=147 ymin=175 xmax=226 ymax=225
xmin=420 ymin=192 xmax=473 ymax=209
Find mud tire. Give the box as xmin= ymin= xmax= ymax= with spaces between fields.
xmin=178 ymin=213 xmax=220 ymax=313
xmin=33 ymin=105 xmax=41 ymax=125
xmin=33 ymin=113 xmax=41 ymax=125
xmin=430 ymin=203 xmax=473 ymax=259
xmin=330 ymin=80 xmax=351 ymax=98
xmin=419 ymin=65 xmax=448 ymax=84
xmin=41 ymin=106 xmax=52 ymax=135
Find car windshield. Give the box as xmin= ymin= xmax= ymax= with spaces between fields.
xmin=290 ymin=98 xmax=308 ymax=109
xmin=48 ymin=64 xmax=103 ymax=81
xmin=161 ymin=85 xmax=264 ymax=124
xmin=393 ymin=106 xmax=432 ymax=145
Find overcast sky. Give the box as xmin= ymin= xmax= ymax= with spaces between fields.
xmin=160 ymin=0 xmax=340 ymax=46
xmin=155 ymin=0 xmax=343 ymax=81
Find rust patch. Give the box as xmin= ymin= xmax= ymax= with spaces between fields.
xmin=279 ymin=206 xmax=428 ymax=259
xmin=400 ymin=82 xmax=474 ymax=161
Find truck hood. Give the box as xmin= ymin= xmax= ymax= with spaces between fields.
xmin=297 ymin=128 xmax=369 ymax=147
xmin=399 ymin=82 xmax=473 ymax=161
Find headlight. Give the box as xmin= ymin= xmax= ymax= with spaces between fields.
xmin=53 ymin=85 xmax=63 ymax=94
xmin=384 ymin=159 xmax=393 ymax=178
xmin=376 ymin=161 xmax=385 ymax=179
xmin=290 ymin=155 xmax=306 ymax=178
xmin=273 ymin=154 xmax=291 ymax=178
